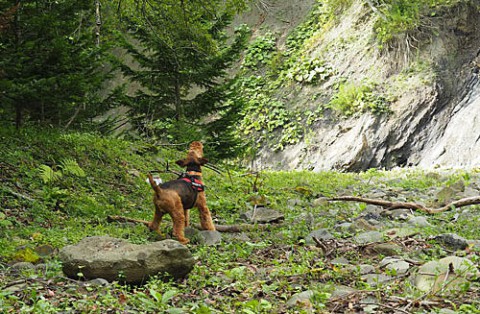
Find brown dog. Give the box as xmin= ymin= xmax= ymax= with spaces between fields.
xmin=147 ymin=141 xmax=215 ymax=244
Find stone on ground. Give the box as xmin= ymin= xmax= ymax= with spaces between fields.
xmin=59 ymin=236 xmax=194 ymax=284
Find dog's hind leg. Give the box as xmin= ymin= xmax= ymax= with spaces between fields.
xmin=171 ymin=211 xmax=189 ymax=244
xmin=148 ymin=204 xmax=165 ymax=236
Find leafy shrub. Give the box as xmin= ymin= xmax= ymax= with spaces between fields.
xmin=374 ymin=0 xmax=466 ymax=45
xmin=284 ymin=58 xmax=334 ymax=85
xmin=328 ymin=81 xmax=392 ymax=116
xmin=242 ymin=32 xmax=277 ymax=69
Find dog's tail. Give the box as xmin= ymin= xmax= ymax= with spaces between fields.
xmin=147 ymin=173 xmax=162 ymax=195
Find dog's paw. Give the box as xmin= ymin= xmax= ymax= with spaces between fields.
xmin=147 ymin=222 xmax=157 ymax=231
xmin=178 ymin=238 xmax=190 ymax=245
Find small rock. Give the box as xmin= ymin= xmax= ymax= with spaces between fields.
xmin=358 ymin=264 xmax=376 ymax=275
xmin=450 ymin=180 xmax=466 ymax=192
xmin=413 ymin=256 xmax=477 ymax=292
xmin=287 ymin=290 xmax=315 ymax=308
xmin=196 ymin=230 xmax=222 ymax=246
xmin=331 ymin=257 xmax=350 ymax=265
xmin=361 ymin=274 xmax=393 ymax=287
xmin=370 ymin=243 xmax=402 ymax=256
xmin=11 ymin=262 xmax=35 ymax=271
xmin=380 ymin=257 xmax=410 ymax=275
xmin=349 ymin=218 xmax=378 ymax=232
xmin=460 ymin=186 xmax=478 ymax=198
xmin=363 ymin=205 xmax=384 ymax=216
xmin=384 ymin=208 xmax=412 ymax=220
xmin=379 ymin=257 xmax=401 ymax=267
xmin=407 ymin=216 xmax=431 ymax=228
xmin=87 ymin=278 xmax=110 ymax=286
xmin=384 ymin=228 xmax=418 ymax=239
xmin=367 ymin=189 xmax=387 ymax=198
xmin=344 ymin=264 xmax=375 ymax=275
xmin=330 ymin=285 xmax=357 ymax=299
xmin=434 ymin=233 xmax=469 ymax=251
xmin=353 ymin=231 xmax=383 ymax=244
xmin=435 ymin=186 xmax=456 ymax=206
xmin=334 ymin=222 xmax=353 ymax=232
xmin=305 ymin=228 xmax=334 ymax=245
xmin=360 ymin=296 xmax=380 ymax=313
xmin=240 ymin=207 xmax=284 ymax=224
xmin=34 ymin=244 xmax=55 ymax=257
xmin=312 ymin=197 xmax=329 ymax=207
xmin=226 ymin=233 xmax=251 ymax=242
xmin=184 ymin=227 xmax=199 ymax=239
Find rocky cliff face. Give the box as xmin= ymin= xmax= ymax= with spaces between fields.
xmin=243 ymin=0 xmax=480 ymax=171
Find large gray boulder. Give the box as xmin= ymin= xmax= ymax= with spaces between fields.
xmin=59 ymin=236 xmax=194 ymax=284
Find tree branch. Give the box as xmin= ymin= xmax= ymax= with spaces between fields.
xmin=328 ymin=196 xmax=480 ymax=214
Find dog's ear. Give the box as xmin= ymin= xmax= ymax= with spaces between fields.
xmin=176 ymin=159 xmax=187 ymax=167
xmin=199 ymin=157 xmax=208 ymax=165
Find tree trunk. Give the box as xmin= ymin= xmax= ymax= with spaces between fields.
xmin=174 ymin=71 xmax=183 ymax=120
xmin=15 ymin=105 xmax=22 ymax=129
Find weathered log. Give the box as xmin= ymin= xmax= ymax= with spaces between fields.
xmin=328 ymin=196 xmax=480 ymax=214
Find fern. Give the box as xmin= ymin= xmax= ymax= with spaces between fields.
xmin=60 ymin=158 xmax=86 ymax=177
xmin=38 ymin=165 xmax=63 ymax=184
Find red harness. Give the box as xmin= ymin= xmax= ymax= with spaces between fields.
xmin=180 ymin=177 xmax=204 ymax=192
xmin=179 ymin=175 xmax=204 ymax=209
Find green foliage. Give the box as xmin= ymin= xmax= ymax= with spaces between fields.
xmin=374 ymin=0 xmax=422 ymax=44
xmin=38 ymin=165 xmax=63 ymax=184
xmin=284 ymin=58 xmax=334 ymax=84
xmin=327 ymin=81 xmax=392 ymax=116
xmin=60 ymin=158 xmax=86 ymax=178
xmin=242 ymin=32 xmax=277 ymax=69
xmin=0 ymin=0 xmax=115 ymax=128
xmin=373 ymin=0 xmax=467 ymax=45
xmin=38 ymin=158 xmax=85 ymax=184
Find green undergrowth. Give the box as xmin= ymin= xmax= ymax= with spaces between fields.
xmin=1 ymin=127 xmax=480 ymax=312
xmin=373 ymin=0 xmax=471 ymax=45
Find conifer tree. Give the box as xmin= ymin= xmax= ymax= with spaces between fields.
xmin=118 ymin=0 xmax=250 ymax=158
xmin=0 ymin=0 xmax=113 ymax=128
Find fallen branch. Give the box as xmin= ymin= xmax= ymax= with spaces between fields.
xmin=2 ymin=187 xmax=35 ymax=202
xmin=328 ymin=196 xmax=480 ymax=214
xmin=107 ymin=215 xmax=274 ymax=233
xmin=107 ymin=215 xmax=149 ymax=226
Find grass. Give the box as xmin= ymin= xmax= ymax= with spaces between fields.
xmin=1 ymin=127 xmax=480 ymax=312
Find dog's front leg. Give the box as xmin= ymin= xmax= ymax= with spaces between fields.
xmin=184 ymin=209 xmax=190 ymax=227
xmin=196 ymin=193 xmax=215 ymax=231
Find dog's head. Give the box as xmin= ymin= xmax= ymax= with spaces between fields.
xmin=176 ymin=141 xmax=208 ymax=171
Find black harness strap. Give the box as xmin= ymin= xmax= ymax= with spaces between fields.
xmin=179 ymin=174 xmax=205 ymax=209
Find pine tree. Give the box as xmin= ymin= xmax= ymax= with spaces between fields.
xmin=0 ymin=0 xmax=114 ymax=128
xmin=118 ymin=0 xmax=250 ymax=158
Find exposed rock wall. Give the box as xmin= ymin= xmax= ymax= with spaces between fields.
xmin=248 ymin=0 xmax=480 ymax=171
